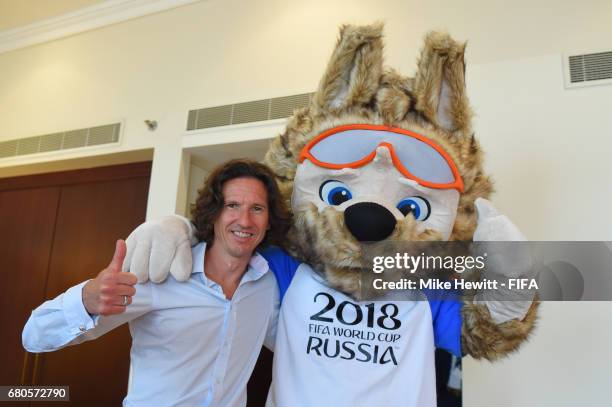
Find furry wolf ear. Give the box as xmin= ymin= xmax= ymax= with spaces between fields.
xmin=313 ymin=23 xmax=384 ymax=114
xmin=413 ymin=32 xmax=472 ymax=134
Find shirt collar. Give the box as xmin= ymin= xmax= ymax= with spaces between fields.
xmin=191 ymin=242 xmax=270 ymax=284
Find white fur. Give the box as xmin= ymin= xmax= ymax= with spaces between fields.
xmin=292 ymin=146 xmax=460 ymax=240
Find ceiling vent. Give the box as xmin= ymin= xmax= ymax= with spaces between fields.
xmin=187 ymin=93 xmax=314 ymax=130
xmin=564 ymin=50 xmax=612 ymax=89
xmin=0 ymin=123 xmax=121 ymax=159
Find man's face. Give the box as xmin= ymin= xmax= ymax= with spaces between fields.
xmin=212 ymin=177 xmax=270 ymax=260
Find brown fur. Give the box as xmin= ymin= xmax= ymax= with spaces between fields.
xmin=263 ymin=24 xmax=535 ymax=359
xmin=462 ymin=300 xmax=539 ymax=360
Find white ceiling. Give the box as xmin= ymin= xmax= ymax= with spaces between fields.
xmin=0 ymin=0 xmax=106 ymax=32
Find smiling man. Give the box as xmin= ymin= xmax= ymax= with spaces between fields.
xmin=23 ymin=159 xmax=291 ymax=406
xmin=193 ymin=163 xmax=282 ymax=299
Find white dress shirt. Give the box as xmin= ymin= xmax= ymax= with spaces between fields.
xmin=23 ymin=242 xmax=279 ymax=407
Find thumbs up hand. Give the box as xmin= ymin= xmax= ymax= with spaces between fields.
xmin=82 ymin=240 xmax=138 ymax=316
xmin=473 ymin=198 xmax=527 ymax=242
xmin=472 ymin=198 xmax=535 ymax=324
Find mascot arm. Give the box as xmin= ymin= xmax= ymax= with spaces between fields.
xmin=462 ymin=300 xmax=538 ymax=360
xmin=461 ymin=198 xmax=538 ymax=360
xmin=122 ymin=215 xmax=197 ymax=283
xmin=260 ymin=247 xmax=301 ymax=301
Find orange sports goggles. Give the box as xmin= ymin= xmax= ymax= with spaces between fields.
xmin=299 ymin=124 xmax=464 ymax=192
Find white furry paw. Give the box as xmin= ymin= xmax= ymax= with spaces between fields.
xmin=473 ymin=198 xmax=526 ymax=242
xmin=472 ymin=198 xmax=535 ymax=323
xmin=122 ymin=215 xmax=196 ymax=283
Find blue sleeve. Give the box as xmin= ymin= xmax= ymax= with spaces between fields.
xmin=424 ymin=289 xmax=462 ymax=357
xmin=260 ymin=247 xmax=301 ymax=302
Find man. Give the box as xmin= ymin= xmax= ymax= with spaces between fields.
xmin=22 ymin=159 xmax=291 ymax=406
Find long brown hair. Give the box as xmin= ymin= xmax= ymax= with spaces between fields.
xmin=191 ymin=159 xmax=291 ymax=250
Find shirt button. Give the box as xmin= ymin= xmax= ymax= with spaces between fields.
xmin=79 ymin=325 xmax=86 ymax=332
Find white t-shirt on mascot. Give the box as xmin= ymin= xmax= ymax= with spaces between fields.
xmin=262 ymin=248 xmax=461 ymax=407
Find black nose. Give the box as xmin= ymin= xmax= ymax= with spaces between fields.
xmin=344 ymin=202 xmax=396 ymax=242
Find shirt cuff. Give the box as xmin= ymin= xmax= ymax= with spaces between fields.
xmin=62 ymin=280 xmax=97 ymax=335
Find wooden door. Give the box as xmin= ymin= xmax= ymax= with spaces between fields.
xmin=0 ymin=187 xmax=60 ymax=387
xmin=0 ymin=162 xmax=151 ymax=406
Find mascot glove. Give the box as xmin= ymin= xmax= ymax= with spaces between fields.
xmin=473 ymin=198 xmax=535 ymax=324
xmin=122 ymin=215 xmax=197 ymax=283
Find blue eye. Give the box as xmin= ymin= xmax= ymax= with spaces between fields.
xmin=319 ymin=180 xmax=353 ymax=206
xmin=397 ymin=196 xmax=431 ymax=221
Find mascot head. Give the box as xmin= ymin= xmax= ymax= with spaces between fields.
xmin=264 ymin=24 xmax=493 ymax=298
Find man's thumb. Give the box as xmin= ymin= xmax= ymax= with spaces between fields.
xmin=109 ymin=239 xmax=127 ymax=271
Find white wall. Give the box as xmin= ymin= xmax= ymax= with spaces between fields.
xmin=465 ymin=52 xmax=612 ymax=406
xmin=187 ymin=161 xmax=208 ymax=213
xmin=464 ymin=302 xmax=612 ymax=407
xmin=2 ymin=0 xmax=612 ymax=219
xmin=469 ymin=54 xmax=612 ymax=241
xmin=1 ymin=0 xmax=612 ymax=405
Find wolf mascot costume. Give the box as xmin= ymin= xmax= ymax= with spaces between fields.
xmin=124 ymin=24 xmax=537 ymax=406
